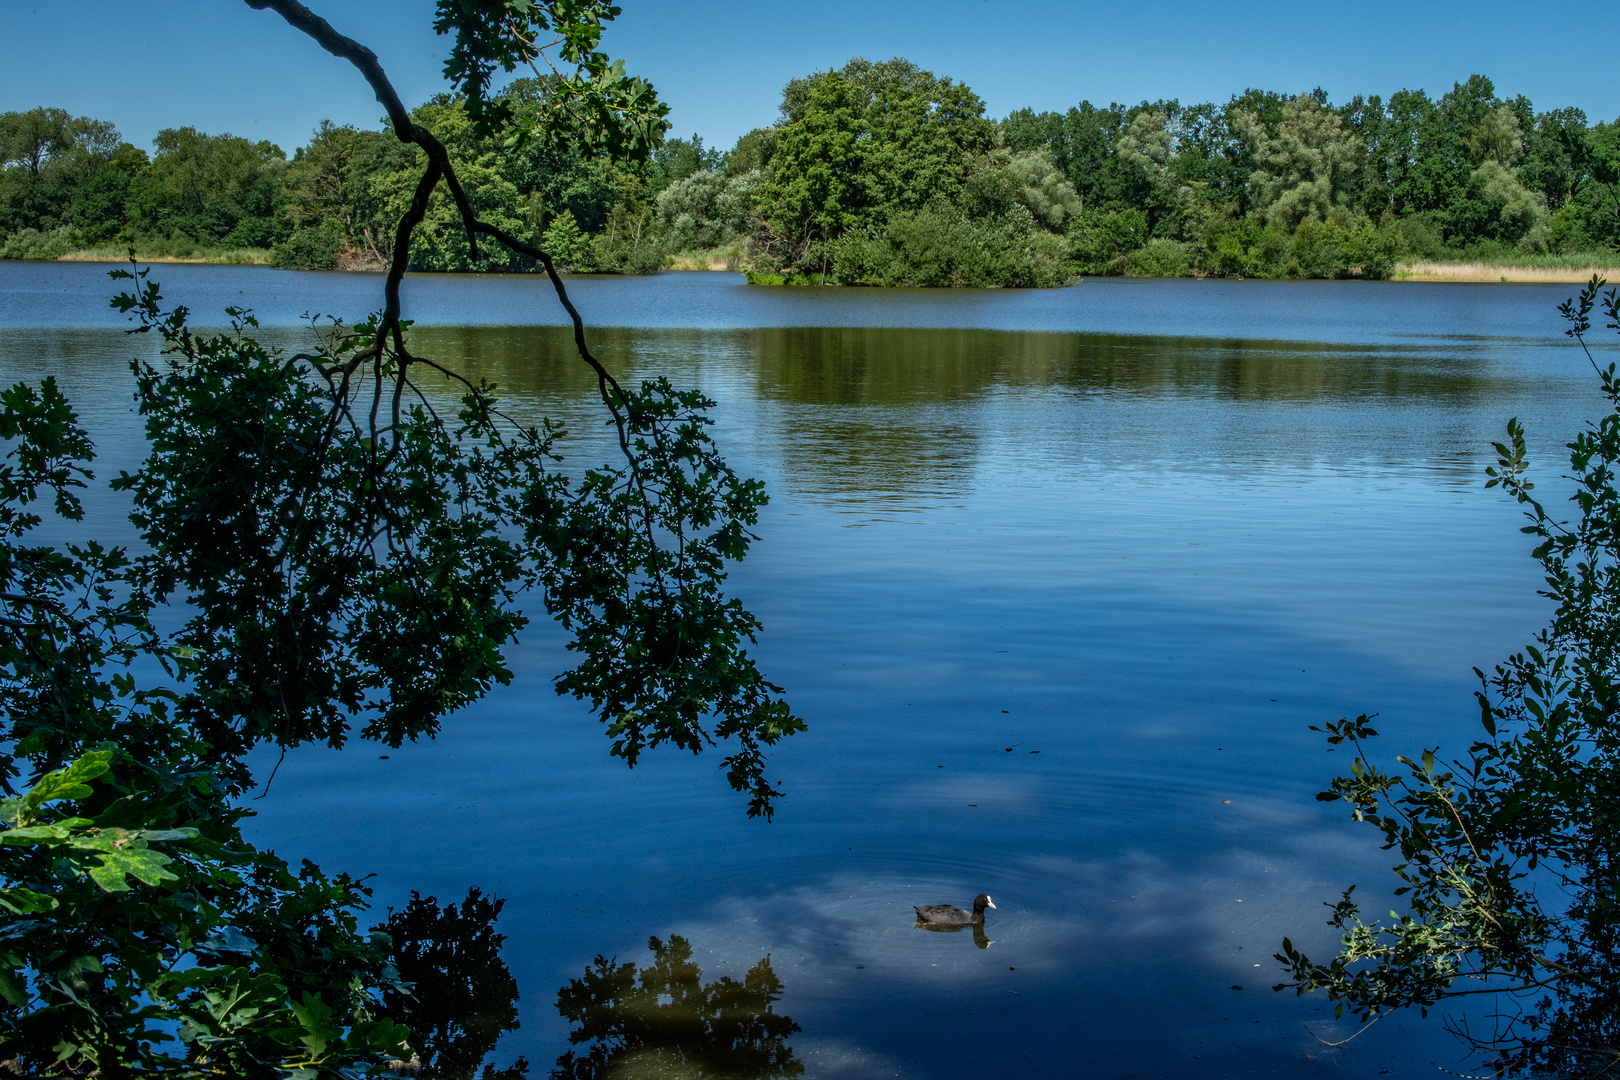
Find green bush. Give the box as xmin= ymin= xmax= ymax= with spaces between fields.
xmin=1396 ymin=214 xmax=1447 ymax=260
xmin=0 ymin=226 xmax=81 ymax=261
xmin=1288 ymin=215 xmax=1405 ymax=279
xmin=272 ymin=223 xmax=343 ymax=270
xmin=223 ymin=214 xmax=288 ymax=251
xmin=1068 ymin=208 xmax=1149 ymax=275
xmin=1124 ymin=237 xmax=1192 ymax=278
xmin=1290 ymin=219 xmax=1343 ymax=279
xmin=541 ymin=211 xmax=594 ymax=271
xmin=1192 ymin=212 xmax=1404 ymax=280
xmin=1198 ymin=213 xmax=1286 ymax=277
xmin=831 ymin=202 xmax=1070 ymax=288
xmin=745 ymin=270 xmax=823 ymax=285
xmin=590 ymin=228 xmax=665 ymax=274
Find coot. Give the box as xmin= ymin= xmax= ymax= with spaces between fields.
xmin=914 ymin=893 xmax=996 ymax=925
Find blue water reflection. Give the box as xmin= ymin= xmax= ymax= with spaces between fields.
xmin=0 ymin=265 xmax=1604 ymax=1077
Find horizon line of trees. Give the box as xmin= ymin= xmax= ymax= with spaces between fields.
xmin=2 ymin=65 xmax=1618 ymax=286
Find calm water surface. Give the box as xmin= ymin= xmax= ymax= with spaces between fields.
xmin=3 ymin=262 xmax=1613 ymax=1078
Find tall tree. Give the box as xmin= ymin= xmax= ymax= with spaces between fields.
xmin=1232 ymin=94 xmax=1361 ymax=228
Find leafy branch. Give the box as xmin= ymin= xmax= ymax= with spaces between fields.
xmin=1278 ymin=277 xmax=1620 ymax=1074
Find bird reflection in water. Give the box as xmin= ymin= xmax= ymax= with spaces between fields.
xmin=913 ymin=921 xmax=994 ymax=949
xmin=551 ymin=934 xmax=802 ymax=1080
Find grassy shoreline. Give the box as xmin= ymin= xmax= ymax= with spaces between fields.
xmin=15 ymin=249 xmax=1620 ymax=285
xmin=1392 ymin=259 xmax=1620 ymax=283
xmin=54 ymin=247 xmax=273 ymax=266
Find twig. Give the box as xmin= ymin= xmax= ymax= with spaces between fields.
xmin=1306 ymin=1008 xmax=1388 ymax=1047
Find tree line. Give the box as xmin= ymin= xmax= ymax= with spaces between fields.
xmin=2 ymin=64 xmax=1619 ymax=285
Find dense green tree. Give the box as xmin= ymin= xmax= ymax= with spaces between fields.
xmin=860 ymin=73 xmax=994 ymax=218
xmin=1570 ymin=121 xmax=1620 ymax=250
xmin=753 ymin=71 xmax=868 ymax=266
xmin=1377 ymin=88 xmax=1447 ymax=219
xmin=1113 ymin=109 xmax=1197 ymax=234
xmin=1004 ymin=150 xmax=1083 ymax=230
xmin=727 ymin=126 xmax=776 ymax=176
xmin=0 ymin=108 xmax=135 ymax=249
xmin=1232 ymin=94 xmax=1361 ymax=229
xmin=0 ymin=108 xmax=113 ymax=177
xmin=127 ymin=126 xmax=289 ymax=247
xmin=1522 ymin=106 xmax=1590 ymax=211
xmin=1000 ymin=107 xmax=1066 ymax=156
xmin=649 ymin=133 xmax=720 ymax=191
xmin=657 ymin=167 xmax=759 ymax=251
xmin=277 ymin=120 xmax=404 ymax=267
xmin=755 ymin=58 xmax=1059 ymax=282
xmin=1051 ymin=101 xmax=1131 ymax=210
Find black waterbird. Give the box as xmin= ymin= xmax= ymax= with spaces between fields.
xmin=913 ymin=893 xmax=996 ymax=926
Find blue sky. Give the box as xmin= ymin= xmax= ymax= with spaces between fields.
xmin=4 ymin=1 xmax=1618 ymax=156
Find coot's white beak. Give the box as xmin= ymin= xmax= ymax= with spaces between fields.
xmin=986 ymin=898 xmax=996 ymax=909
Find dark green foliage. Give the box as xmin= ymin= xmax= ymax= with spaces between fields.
xmin=107 ymin=265 xmax=799 ymax=814
xmin=1051 ymin=101 xmax=1132 ymax=211
xmin=0 ymin=753 xmax=413 ymax=1077
xmin=727 ymin=127 xmax=776 ymax=177
xmin=380 ymin=890 xmax=525 ymax=1079
xmin=831 ymin=202 xmax=1070 ymax=287
xmin=997 ymin=74 xmax=1618 ymax=278
xmin=274 ymin=222 xmax=345 ymax=269
xmin=752 ymin=71 xmax=869 ymax=263
xmin=1279 ymin=279 xmax=1620 ymax=1071
xmin=651 ymin=134 xmax=721 ymax=191
xmin=0 ymin=72 xmax=670 ymax=275
xmin=266 ymin=88 xmax=664 ymax=274
xmin=1068 ymin=207 xmax=1149 ymax=274
xmin=1196 ymin=211 xmax=1404 ymax=279
xmin=1 ymin=3 xmax=802 ymax=1073
xmin=1000 ymin=107 xmax=1066 ymax=155
xmin=0 ymin=376 xmax=173 ymax=783
xmin=541 ymin=376 xmax=803 ymax=812
xmin=0 ymin=381 xmax=410 ymax=1075
xmin=274 ymin=120 xmax=404 ymax=268
xmin=753 ymin=58 xmax=1060 ymax=286
xmin=0 ymin=108 xmax=141 ymax=247
xmin=1571 ymin=121 xmax=1620 ymax=250
xmin=552 ymin=935 xmax=801 ymax=1080
xmin=433 ymin=0 xmax=668 ymax=161
xmin=130 ymin=126 xmax=290 ymax=247
xmin=111 ymin=275 xmax=543 ymax=784
xmin=0 ymin=109 xmax=289 ymax=254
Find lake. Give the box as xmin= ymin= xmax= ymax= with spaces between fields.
xmin=2 ymin=261 xmax=1611 ymax=1078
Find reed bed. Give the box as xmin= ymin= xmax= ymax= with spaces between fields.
xmin=663 ymin=243 xmax=744 ymax=272
xmin=55 ymin=247 xmax=273 ymax=265
xmin=1395 ymin=259 xmax=1620 ymax=283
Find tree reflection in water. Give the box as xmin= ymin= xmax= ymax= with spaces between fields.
xmin=551 ymin=935 xmax=802 ymax=1080
xmin=379 ymin=889 xmax=529 ymax=1080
